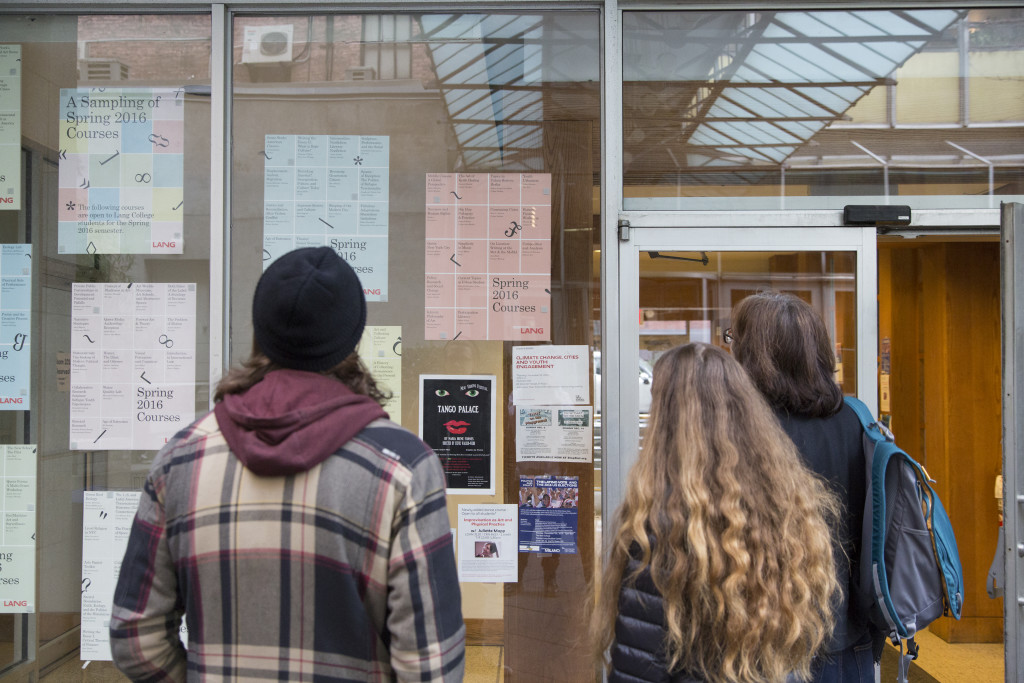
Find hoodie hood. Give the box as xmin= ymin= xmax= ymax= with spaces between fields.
xmin=214 ymin=368 xmax=387 ymax=476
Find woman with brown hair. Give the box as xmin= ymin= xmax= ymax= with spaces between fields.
xmin=592 ymin=342 xmax=839 ymax=683
xmin=730 ymin=291 xmax=881 ymax=682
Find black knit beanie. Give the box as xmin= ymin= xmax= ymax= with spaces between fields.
xmin=253 ymin=246 xmax=366 ymax=372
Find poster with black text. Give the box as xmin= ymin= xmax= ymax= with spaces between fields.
xmin=419 ymin=375 xmax=496 ymax=495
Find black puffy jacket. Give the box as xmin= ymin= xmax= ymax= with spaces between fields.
xmin=608 ymin=554 xmax=702 ymax=683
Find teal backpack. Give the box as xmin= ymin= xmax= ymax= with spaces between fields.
xmin=844 ymin=397 xmax=964 ymax=683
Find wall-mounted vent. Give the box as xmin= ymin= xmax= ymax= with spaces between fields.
xmin=78 ymin=59 xmax=129 ymax=82
xmin=346 ymin=66 xmax=377 ymax=81
xmin=241 ymin=25 xmax=294 ymax=64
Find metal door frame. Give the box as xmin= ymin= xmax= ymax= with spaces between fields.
xmin=602 ymin=220 xmax=878 ymax=526
xmin=1001 ymin=202 xmax=1023 ymax=681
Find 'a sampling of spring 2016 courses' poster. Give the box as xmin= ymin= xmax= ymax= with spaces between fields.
xmin=419 ymin=375 xmax=496 ymax=495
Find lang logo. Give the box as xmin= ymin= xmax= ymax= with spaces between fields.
xmin=0 ymin=197 xmax=13 ymax=204
xmin=519 ymin=327 xmax=544 ymax=335
xmin=363 ymin=288 xmax=381 ymax=296
xmin=4 ymin=600 xmax=27 ymax=607
xmin=152 ymin=241 xmax=177 ymax=249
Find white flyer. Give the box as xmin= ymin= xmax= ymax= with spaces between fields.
xmin=515 ymin=406 xmax=593 ymax=463
xmin=80 ymin=490 xmax=140 ymax=661
xmin=512 ymin=345 xmax=589 ymax=406
xmin=0 ymin=444 xmax=36 ymax=612
xmin=70 ymin=282 xmax=196 ymax=450
xmin=457 ymin=504 xmax=518 ymax=583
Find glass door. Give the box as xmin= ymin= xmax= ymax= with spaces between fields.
xmin=603 ymin=225 xmax=877 ymax=516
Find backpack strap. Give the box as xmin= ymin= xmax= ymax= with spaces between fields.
xmin=844 ymin=396 xmax=894 ymax=444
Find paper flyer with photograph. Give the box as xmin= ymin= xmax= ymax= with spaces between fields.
xmin=419 ymin=374 xmax=496 ymax=495
xmin=58 ymin=87 xmax=185 ymax=254
xmin=0 ymin=243 xmax=31 ymax=408
xmin=516 ymin=406 xmax=592 ymax=463
xmin=512 ymin=345 xmax=588 ymax=406
xmin=457 ymin=504 xmax=518 ymax=583
xmin=424 ymin=172 xmax=551 ymax=341
xmin=518 ymin=475 xmax=579 ymax=554
xmin=70 ymin=282 xmax=196 ymax=450
xmin=262 ymin=134 xmax=389 ymax=301
xmin=80 ymin=490 xmax=140 ymax=661
xmin=0 ymin=444 xmax=36 ymax=612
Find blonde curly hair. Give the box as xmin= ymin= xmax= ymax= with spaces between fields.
xmin=592 ymin=343 xmax=839 ymax=683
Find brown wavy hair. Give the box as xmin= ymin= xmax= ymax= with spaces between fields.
xmin=592 ymin=343 xmax=839 ymax=683
xmin=730 ymin=291 xmax=844 ymax=418
xmin=214 ymin=342 xmax=390 ymax=406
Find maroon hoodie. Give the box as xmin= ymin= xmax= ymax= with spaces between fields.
xmin=213 ymin=369 xmax=387 ymax=476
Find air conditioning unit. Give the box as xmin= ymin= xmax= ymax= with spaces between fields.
xmin=346 ymin=66 xmax=377 ymax=81
xmin=241 ymin=25 xmax=294 ymax=64
xmin=78 ymin=58 xmax=129 ymax=82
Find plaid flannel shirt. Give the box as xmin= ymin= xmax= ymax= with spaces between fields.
xmin=110 ymin=412 xmax=465 ymax=682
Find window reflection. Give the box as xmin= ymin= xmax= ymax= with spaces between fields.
xmin=623 ymin=8 xmax=1024 ymax=209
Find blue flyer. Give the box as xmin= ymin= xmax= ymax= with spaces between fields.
xmin=518 ymin=475 xmax=579 ymax=554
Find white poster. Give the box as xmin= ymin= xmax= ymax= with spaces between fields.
xmin=0 ymin=45 xmax=21 ymax=210
xmin=0 ymin=244 xmax=31 ymax=408
xmin=58 ymin=87 xmax=185 ymax=255
xmin=512 ymin=345 xmax=589 ymax=406
xmin=356 ymin=325 xmax=401 ymax=419
xmin=515 ymin=406 xmax=593 ymax=463
xmin=80 ymin=490 xmax=140 ymax=661
xmin=0 ymin=444 xmax=36 ymax=612
xmin=262 ymin=134 xmax=389 ymax=301
xmin=70 ymin=282 xmax=196 ymax=450
xmin=457 ymin=504 xmax=518 ymax=583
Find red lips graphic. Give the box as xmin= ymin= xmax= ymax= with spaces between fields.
xmin=443 ymin=420 xmax=470 ymax=435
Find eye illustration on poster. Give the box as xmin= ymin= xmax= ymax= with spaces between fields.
xmin=419 ymin=374 xmax=496 ymax=495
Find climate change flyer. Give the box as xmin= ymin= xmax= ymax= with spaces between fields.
xmin=262 ymin=134 xmax=389 ymax=301
xmin=424 ymin=173 xmax=551 ymax=341
xmin=70 ymin=282 xmax=196 ymax=451
xmin=58 ymin=87 xmax=184 ymax=254
xmin=419 ymin=374 xmax=496 ymax=495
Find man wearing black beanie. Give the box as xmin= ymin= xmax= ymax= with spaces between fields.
xmin=111 ymin=247 xmax=466 ymax=682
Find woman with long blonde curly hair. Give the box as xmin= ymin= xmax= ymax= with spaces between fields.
xmin=592 ymin=342 xmax=839 ymax=683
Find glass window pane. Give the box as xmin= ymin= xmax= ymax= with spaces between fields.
xmin=230 ymin=12 xmax=600 ymax=681
xmin=0 ymin=12 xmax=211 ymax=679
xmin=638 ymin=249 xmax=857 ymax=396
xmin=623 ymin=8 xmax=1024 ymax=211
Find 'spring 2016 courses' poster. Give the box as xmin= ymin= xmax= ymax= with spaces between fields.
xmin=424 ymin=173 xmax=551 ymax=341
xmin=70 ymin=282 xmax=196 ymax=451
xmin=80 ymin=490 xmax=139 ymax=661
xmin=58 ymin=87 xmax=185 ymax=255
xmin=0 ymin=244 xmax=31 ymax=408
xmin=262 ymin=134 xmax=389 ymax=301
xmin=419 ymin=375 xmax=496 ymax=495
xmin=0 ymin=45 xmax=21 ymax=210
xmin=0 ymin=444 xmax=36 ymax=613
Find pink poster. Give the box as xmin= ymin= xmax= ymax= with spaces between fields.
xmin=424 ymin=173 xmax=551 ymax=341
